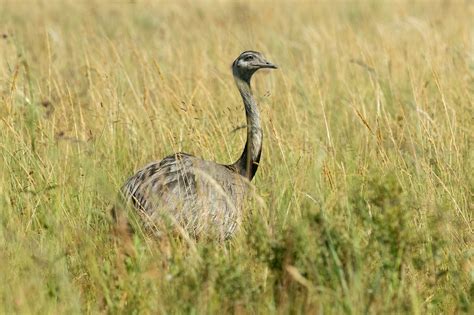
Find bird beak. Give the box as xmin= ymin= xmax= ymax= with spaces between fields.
xmin=259 ymin=61 xmax=278 ymax=69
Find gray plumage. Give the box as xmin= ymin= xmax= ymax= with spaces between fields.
xmin=121 ymin=51 xmax=277 ymax=239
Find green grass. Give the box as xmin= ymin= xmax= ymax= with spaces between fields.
xmin=0 ymin=1 xmax=472 ymax=313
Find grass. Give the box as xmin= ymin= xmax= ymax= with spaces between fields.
xmin=0 ymin=0 xmax=472 ymax=313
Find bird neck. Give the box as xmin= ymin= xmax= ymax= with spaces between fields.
xmin=232 ymin=76 xmax=262 ymax=180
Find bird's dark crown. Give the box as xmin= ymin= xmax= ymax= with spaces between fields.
xmin=232 ymin=51 xmax=262 ymax=67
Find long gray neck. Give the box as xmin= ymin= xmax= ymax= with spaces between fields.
xmin=232 ymin=76 xmax=262 ymax=180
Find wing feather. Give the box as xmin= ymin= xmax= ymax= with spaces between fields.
xmin=121 ymin=152 xmax=247 ymax=238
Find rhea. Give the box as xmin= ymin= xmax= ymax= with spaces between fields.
xmin=121 ymin=51 xmax=277 ymax=239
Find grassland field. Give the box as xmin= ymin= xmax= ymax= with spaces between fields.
xmin=0 ymin=0 xmax=472 ymax=314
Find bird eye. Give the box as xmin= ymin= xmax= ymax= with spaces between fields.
xmin=244 ymin=55 xmax=254 ymax=61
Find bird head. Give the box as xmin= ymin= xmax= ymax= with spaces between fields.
xmin=232 ymin=51 xmax=277 ymax=82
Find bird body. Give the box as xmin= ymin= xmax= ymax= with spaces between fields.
xmin=121 ymin=51 xmax=277 ymax=239
xmin=122 ymin=153 xmax=247 ymax=239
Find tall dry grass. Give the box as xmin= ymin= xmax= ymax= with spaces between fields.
xmin=0 ymin=0 xmax=472 ymax=313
